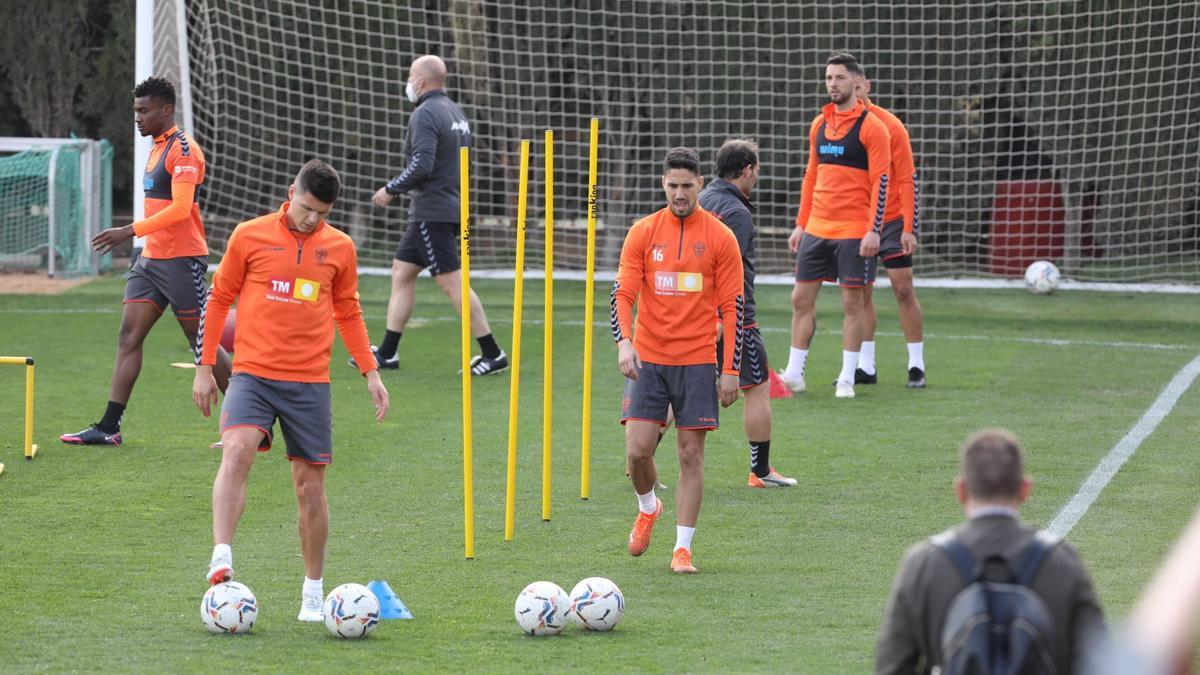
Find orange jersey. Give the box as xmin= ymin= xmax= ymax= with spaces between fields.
xmin=136 ymin=126 xmax=209 ymax=259
xmin=611 ymin=206 xmax=745 ymax=375
xmin=865 ymin=99 xmax=917 ymax=233
xmin=796 ymin=100 xmax=892 ymax=239
xmin=199 ymin=204 xmax=375 ymax=383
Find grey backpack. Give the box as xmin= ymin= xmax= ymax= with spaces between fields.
xmin=933 ymin=530 xmax=1060 ymax=675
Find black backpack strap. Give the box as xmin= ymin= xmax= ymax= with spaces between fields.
xmin=931 ymin=531 xmax=978 ymax=584
xmin=1013 ymin=530 xmax=1061 ymax=586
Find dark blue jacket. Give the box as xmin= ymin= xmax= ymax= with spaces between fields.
xmin=699 ymin=178 xmax=758 ymax=328
xmin=385 ymin=90 xmax=472 ymax=224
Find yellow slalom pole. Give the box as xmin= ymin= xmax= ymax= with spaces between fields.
xmin=580 ymin=117 xmax=599 ymax=500
xmin=504 ymin=140 xmax=531 ymax=542
xmin=0 ymin=356 xmax=36 ymax=460
xmin=459 ymin=147 xmax=475 ymax=559
xmin=542 ymin=130 xmax=554 ymax=521
xmin=24 ymin=358 xmax=36 ymax=459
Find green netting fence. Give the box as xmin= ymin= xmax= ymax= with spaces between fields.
xmin=0 ymin=139 xmax=113 ymax=277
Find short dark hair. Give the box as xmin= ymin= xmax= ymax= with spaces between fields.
xmin=826 ymin=52 xmax=864 ymax=77
xmin=714 ymin=139 xmax=759 ymax=180
xmin=960 ymin=428 xmax=1025 ymax=501
xmin=295 ymin=159 xmax=341 ymax=204
xmin=663 ymin=147 xmax=701 ymax=176
xmin=132 ymin=77 xmax=176 ymax=104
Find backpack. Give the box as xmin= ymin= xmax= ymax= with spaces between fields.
xmin=932 ymin=530 xmax=1061 ymax=675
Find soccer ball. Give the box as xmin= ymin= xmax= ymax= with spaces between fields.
xmin=323 ymin=583 xmax=381 ymax=639
xmin=1024 ymin=260 xmax=1061 ymax=294
xmin=514 ymin=581 xmax=569 ymax=636
xmin=201 ymin=582 xmax=258 ymax=635
xmin=568 ymin=577 xmax=625 ymax=631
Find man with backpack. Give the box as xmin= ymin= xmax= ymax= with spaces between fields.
xmin=875 ymin=428 xmax=1107 ymax=674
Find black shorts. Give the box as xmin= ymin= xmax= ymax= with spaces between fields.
xmin=794 ymin=232 xmax=876 ymax=287
xmin=717 ymin=326 xmax=768 ymax=389
xmin=124 ymin=255 xmax=209 ymax=321
xmin=621 ymin=362 xmax=719 ymax=431
xmin=394 ymin=221 xmax=460 ymax=276
xmin=220 ymin=373 xmax=333 ymax=465
xmin=878 ymin=218 xmax=913 ymax=269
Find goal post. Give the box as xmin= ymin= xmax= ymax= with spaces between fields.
xmin=162 ymin=1 xmax=1198 ymax=286
xmin=0 ymin=138 xmax=113 ymax=278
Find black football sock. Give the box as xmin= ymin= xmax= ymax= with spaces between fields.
xmin=378 ymin=330 xmax=402 ymax=358
xmin=98 ymin=401 xmax=126 ymax=433
xmin=477 ymin=333 xmax=502 ymax=359
xmin=750 ymin=440 xmax=771 ymax=477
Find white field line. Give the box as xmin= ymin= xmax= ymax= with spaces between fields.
xmin=2 ymin=307 xmax=1195 ymax=352
xmin=1047 ymin=352 xmax=1200 ymax=537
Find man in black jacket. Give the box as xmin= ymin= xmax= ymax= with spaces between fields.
xmin=362 ymin=54 xmax=507 ymax=375
xmin=875 ymin=428 xmax=1107 ymax=674
xmin=698 ymin=139 xmax=796 ymax=488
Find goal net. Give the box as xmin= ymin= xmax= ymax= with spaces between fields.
xmin=0 ymin=139 xmax=113 ymax=277
xmin=168 ymin=1 xmax=1199 ymax=284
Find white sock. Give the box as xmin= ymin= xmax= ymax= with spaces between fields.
xmin=858 ymin=341 xmax=876 ymax=375
xmin=784 ymin=347 xmax=809 ymax=379
xmin=303 ymin=577 xmax=323 ymax=599
xmin=674 ymin=526 xmax=695 ymax=551
xmin=907 ymin=342 xmax=925 ymax=371
xmin=839 ymin=350 xmax=859 ymax=385
xmin=636 ymin=489 xmax=657 ymax=514
xmin=211 ymin=543 xmax=231 ymax=565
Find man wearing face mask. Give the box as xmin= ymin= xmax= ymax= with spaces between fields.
xmin=361 ymin=54 xmax=508 ymax=376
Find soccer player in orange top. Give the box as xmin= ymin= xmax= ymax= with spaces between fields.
xmin=612 ymin=147 xmax=745 ymax=574
xmin=192 ymin=160 xmax=389 ymax=621
xmin=779 ymin=52 xmax=892 ymax=400
xmin=853 ymin=72 xmax=927 ymax=389
xmin=61 ymin=77 xmax=232 ymax=446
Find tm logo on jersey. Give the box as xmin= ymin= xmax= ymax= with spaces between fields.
xmin=654 ymin=271 xmax=702 ymax=295
xmin=819 ymin=143 xmax=845 ymax=157
xmin=267 ymin=277 xmax=321 ymax=304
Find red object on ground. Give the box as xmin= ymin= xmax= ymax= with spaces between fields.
xmin=989 ymin=180 xmax=1065 ymax=276
xmin=768 ymin=370 xmax=794 ymax=399
xmin=220 ymin=308 xmax=236 ymax=353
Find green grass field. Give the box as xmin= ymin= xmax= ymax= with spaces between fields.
xmin=1 ymin=275 xmax=1198 ymax=672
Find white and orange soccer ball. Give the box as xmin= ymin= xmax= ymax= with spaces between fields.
xmin=514 ymin=581 xmax=569 ymax=636
xmin=323 ymin=583 xmax=380 ymax=639
xmin=568 ymin=577 xmax=625 ymax=631
xmin=201 ymin=582 xmax=258 ymax=635
xmin=1024 ymin=260 xmax=1061 ymax=294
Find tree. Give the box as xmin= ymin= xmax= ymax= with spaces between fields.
xmin=0 ymin=1 xmax=90 ymax=138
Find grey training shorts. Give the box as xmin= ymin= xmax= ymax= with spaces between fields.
xmin=878 ymin=218 xmax=913 ymax=269
xmin=220 ymin=373 xmax=333 ymax=465
xmin=794 ymin=231 xmax=876 ymax=288
xmin=621 ymin=361 xmax=719 ymax=431
xmin=123 ymin=255 xmax=210 ymax=321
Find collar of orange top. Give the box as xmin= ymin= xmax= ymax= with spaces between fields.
xmin=275 ymin=202 xmax=326 ymax=238
xmin=153 ymin=126 xmax=180 ymax=144
xmin=821 ymin=99 xmax=867 ymax=132
xmin=822 ymin=98 xmax=866 ymax=119
xmin=665 ymin=204 xmax=711 ymax=226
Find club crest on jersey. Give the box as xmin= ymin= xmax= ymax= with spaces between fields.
xmin=692 ymin=242 xmax=706 ymax=259
xmin=315 ymin=247 xmax=328 ymax=264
